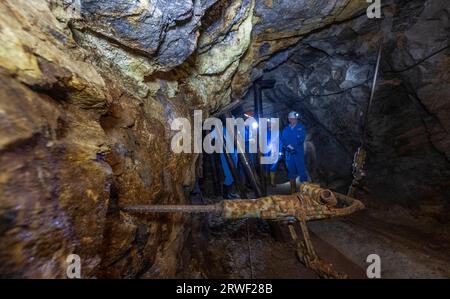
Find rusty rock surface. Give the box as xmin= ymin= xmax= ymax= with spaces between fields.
xmin=0 ymin=0 xmax=263 ymax=278
xmin=1 ymin=0 xmax=448 ymax=278
xmin=0 ymin=0 xmax=202 ymax=278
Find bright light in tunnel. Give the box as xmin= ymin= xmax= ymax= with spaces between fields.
xmin=252 ymin=121 xmax=259 ymax=129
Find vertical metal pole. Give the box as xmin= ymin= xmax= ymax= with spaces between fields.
xmin=362 ymin=44 xmax=383 ymax=148
xmin=348 ymin=43 xmax=383 ymax=197
xmin=254 ymin=82 xmax=267 ymax=196
xmin=236 ymin=144 xmax=263 ymax=198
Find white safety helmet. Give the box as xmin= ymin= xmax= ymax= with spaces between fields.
xmin=288 ymin=111 xmax=299 ymax=119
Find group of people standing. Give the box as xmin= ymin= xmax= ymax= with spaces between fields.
xmin=218 ymin=111 xmax=308 ymax=199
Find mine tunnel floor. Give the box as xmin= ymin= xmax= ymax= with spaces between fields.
xmin=174 ymin=182 xmax=450 ymax=279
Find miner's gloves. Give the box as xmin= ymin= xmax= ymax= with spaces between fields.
xmin=286 ymin=144 xmax=297 ymax=155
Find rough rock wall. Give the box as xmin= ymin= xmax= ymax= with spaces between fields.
xmin=1 ymin=0 xmax=446 ymax=279
xmin=0 ymin=0 xmax=386 ymax=279
xmin=0 ymin=0 xmax=256 ymax=278
xmin=245 ymin=0 xmax=450 ymax=215
xmin=0 ymin=0 xmax=112 ymax=278
xmin=1 ymin=0 xmax=318 ymax=279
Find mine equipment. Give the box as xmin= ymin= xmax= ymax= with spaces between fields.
xmin=348 ymin=43 xmax=383 ymax=197
xmin=122 ymin=183 xmax=365 ymax=279
xmin=254 ymin=79 xmax=276 ymax=196
xmin=348 ymin=146 xmax=367 ymax=197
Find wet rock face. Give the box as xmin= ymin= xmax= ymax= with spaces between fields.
xmin=0 ymin=0 xmax=203 ymax=278
xmin=231 ymin=0 xmax=367 ymax=97
xmin=0 ymin=0 xmax=448 ymax=278
xmin=0 ymin=0 xmax=257 ymax=278
xmin=0 ymin=72 xmax=111 ymax=278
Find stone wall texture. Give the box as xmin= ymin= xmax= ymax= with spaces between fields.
xmin=0 ymin=0 xmax=448 ymax=278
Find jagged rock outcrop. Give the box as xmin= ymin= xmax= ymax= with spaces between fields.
xmin=243 ymin=0 xmax=450 ymax=215
xmin=0 ymin=0 xmax=259 ymax=278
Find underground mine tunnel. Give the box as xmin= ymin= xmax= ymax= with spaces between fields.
xmin=0 ymin=0 xmax=449 ymax=280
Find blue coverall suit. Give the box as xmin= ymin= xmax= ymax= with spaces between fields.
xmin=212 ymin=127 xmax=238 ymax=186
xmin=221 ymin=150 xmax=238 ymax=186
xmin=281 ymin=123 xmax=308 ymax=181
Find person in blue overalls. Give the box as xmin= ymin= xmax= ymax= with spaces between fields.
xmin=220 ymin=148 xmax=238 ymax=199
xmin=281 ymin=111 xmax=308 ymax=194
xmin=212 ymin=122 xmax=239 ymax=199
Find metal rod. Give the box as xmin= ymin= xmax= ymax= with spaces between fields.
xmin=224 ymin=111 xmax=262 ymax=198
xmin=221 ymin=119 xmax=248 ymax=199
xmin=254 ymin=84 xmax=261 ymax=194
xmin=256 ymin=82 xmax=268 ymax=196
xmin=348 ymin=43 xmax=383 ymax=197
xmin=253 ymin=80 xmax=275 ymax=196
xmin=361 ymin=43 xmax=383 ymax=147
xmin=122 ymin=204 xmax=222 ymax=214
xmin=237 ymin=150 xmax=262 ymax=198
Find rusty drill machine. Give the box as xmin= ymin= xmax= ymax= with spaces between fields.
xmin=122 ymin=183 xmax=365 ymax=278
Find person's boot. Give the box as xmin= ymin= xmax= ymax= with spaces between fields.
xmin=222 ymin=184 xmax=231 ymax=199
xmin=223 ymin=184 xmax=239 ymax=199
xmin=228 ymin=186 xmax=239 ymax=199
xmin=270 ymin=172 xmax=276 ymax=187
xmin=290 ymin=179 xmax=297 ymax=194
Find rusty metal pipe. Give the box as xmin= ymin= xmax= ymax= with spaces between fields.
xmin=122 ymin=186 xmax=365 ymax=222
xmin=121 ymin=184 xmax=364 ymax=280
xmin=122 ymin=204 xmax=222 ymax=214
xmin=254 ymin=83 xmax=265 ymax=196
